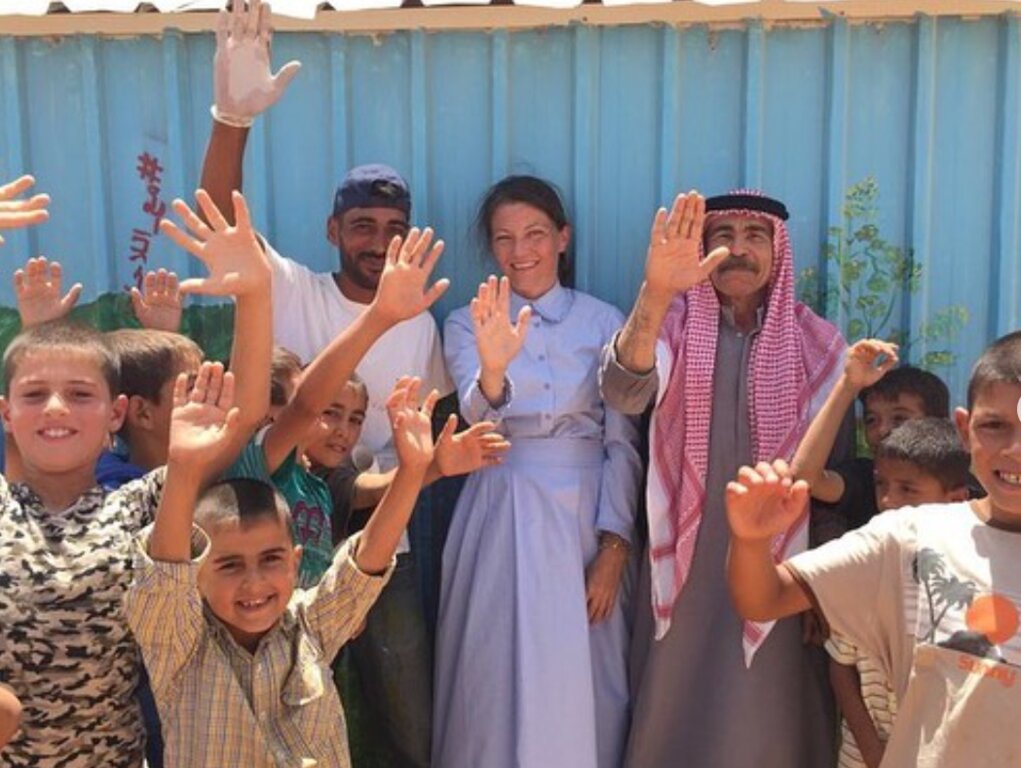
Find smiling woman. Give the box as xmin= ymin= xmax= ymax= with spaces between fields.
xmin=435 ymin=175 xmax=643 ymax=768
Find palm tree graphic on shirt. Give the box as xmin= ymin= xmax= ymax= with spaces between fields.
xmin=912 ymin=547 xmax=1021 ymax=664
xmin=913 ymin=548 xmax=978 ymax=644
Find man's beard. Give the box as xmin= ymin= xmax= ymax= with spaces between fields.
xmin=339 ymin=249 xmax=385 ymax=291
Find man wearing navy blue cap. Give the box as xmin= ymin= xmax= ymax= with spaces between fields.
xmin=198 ymin=3 xmax=447 ymax=766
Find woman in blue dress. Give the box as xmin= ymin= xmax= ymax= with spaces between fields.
xmin=434 ymin=176 xmax=642 ymax=768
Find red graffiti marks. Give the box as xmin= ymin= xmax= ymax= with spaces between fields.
xmin=124 ymin=152 xmax=166 ymax=292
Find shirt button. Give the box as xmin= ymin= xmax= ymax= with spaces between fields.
xmin=544 ymin=383 xmax=551 ymax=390
xmin=543 ymin=414 xmax=552 ymax=420
xmin=538 ymin=354 xmax=546 ymax=361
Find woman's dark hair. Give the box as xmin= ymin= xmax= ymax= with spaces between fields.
xmin=475 ymin=175 xmax=574 ymax=287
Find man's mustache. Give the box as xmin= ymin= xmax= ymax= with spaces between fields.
xmin=716 ymin=255 xmax=758 ymax=273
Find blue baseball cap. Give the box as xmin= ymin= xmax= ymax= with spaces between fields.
xmin=333 ymin=164 xmax=411 ymax=218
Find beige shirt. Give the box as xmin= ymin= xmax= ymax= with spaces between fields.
xmin=788 ymin=502 xmax=1021 ymax=768
xmin=124 ymin=528 xmax=391 ymax=768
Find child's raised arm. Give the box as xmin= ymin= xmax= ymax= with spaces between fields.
xmin=13 ymin=257 xmax=82 ymax=328
xmin=261 ymin=227 xmax=448 ymax=473
xmin=355 ymin=378 xmax=435 ymax=574
xmin=148 ymin=362 xmax=241 ymax=562
xmin=0 ymin=684 xmax=22 ymax=749
xmin=791 ymin=339 xmax=898 ymax=503
xmin=160 ymin=190 xmax=272 ymax=463
xmin=725 ymin=459 xmax=813 ymax=622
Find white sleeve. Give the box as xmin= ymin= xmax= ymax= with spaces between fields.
xmin=422 ymin=315 xmax=454 ymax=397
xmin=265 ymin=241 xmax=313 ymax=362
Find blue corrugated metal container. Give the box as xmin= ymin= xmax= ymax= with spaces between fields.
xmin=0 ymin=13 xmax=1019 ymax=401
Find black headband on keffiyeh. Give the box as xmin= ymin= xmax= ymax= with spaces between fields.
xmin=705 ymin=193 xmax=789 ymax=221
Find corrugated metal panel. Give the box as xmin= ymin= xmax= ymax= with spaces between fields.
xmin=1 ymin=1 xmax=1017 ymax=19
xmin=0 ymin=15 xmax=1019 ymax=401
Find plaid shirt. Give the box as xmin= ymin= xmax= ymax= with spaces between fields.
xmin=124 ymin=527 xmax=391 ymax=768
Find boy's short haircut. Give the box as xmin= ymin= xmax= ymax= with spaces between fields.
xmin=859 ymin=365 xmax=949 ymax=418
xmin=966 ymin=329 xmax=1021 ymax=409
xmin=106 ymin=329 xmax=203 ymax=402
xmin=194 ymin=478 xmax=293 ymax=533
xmin=270 ymin=346 xmax=303 ymax=407
xmin=875 ymin=417 xmax=970 ymax=491
xmin=3 ymin=320 xmax=119 ymax=396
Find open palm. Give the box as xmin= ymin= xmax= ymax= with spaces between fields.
xmin=472 ymin=275 xmax=531 ymax=374
xmin=371 ymin=227 xmax=449 ymax=324
xmin=167 ymin=362 xmax=241 ymax=467
xmin=386 ymin=377 xmax=437 ymax=472
xmin=434 ymin=417 xmax=509 ymax=476
xmin=14 ymin=257 xmax=81 ymax=327
xmin=130 ymin=268 xmax=183 ymax=332
xmin=213 ymin=0 xmax=301 ymax=122
xmin=160 ymin=189 xmax=271 ymax=298
xmin=645 ymin=192 xmax=728 ymax=298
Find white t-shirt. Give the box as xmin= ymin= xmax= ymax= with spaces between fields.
xmin=267 ymin=243 xmax=453 ymax=551
xmin=788 ymin=502 xmax=1021 ymax=768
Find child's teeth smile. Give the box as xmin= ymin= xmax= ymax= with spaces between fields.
xmin=997 ymin=471 xmax=1021 ymax=486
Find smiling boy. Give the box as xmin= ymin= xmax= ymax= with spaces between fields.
xmin=124 ymin=364 xmax=439 ymax=767
xmin=0 ymin=321 xmax=161 ymax=767
xmin=726 ymin=330 xmax=1021 ymax=767
xmin=0 ymin=188 xmax=271 ymax=767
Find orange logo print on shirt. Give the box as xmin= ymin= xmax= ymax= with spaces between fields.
xmin=952 ymin=593 xmax=1021 ymax=688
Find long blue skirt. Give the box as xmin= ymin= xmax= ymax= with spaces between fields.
xmin=433 ymin=437 xmax=631 ymax=768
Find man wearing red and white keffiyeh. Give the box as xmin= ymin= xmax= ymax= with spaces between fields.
xmin=601 ymin=190 xmax=846 ymax=767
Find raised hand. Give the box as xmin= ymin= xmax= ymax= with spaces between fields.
xmin=644 ymin=192 xmax=729 ymax=300
xmin=725 ymin=459 xmax=809 ymax=543
xmin=386 ymin=377 xmax=438 ymax=473
xmin=130 ymin=268 xmax=183 ymax=332
xmin=167 ymin=361 xmax=242 ymax=468
xmin=14 ymin=257 xmax=82 ymax=327
xmin=471 ymin=275 xmax=531 ymax=376
xmin=370 ymin=227 xmax=449 ymax=325
xmin=160 ymin=189 xmax=271 ymax=298
xmin=213 ymin=0 xmax=301 ymax=126
xmin=844 ymin=338 xmax=898 ymax=391
xmin=0 ymin=175 xmax=49 ymax=243
xmin=433 ymin=416 xmax=510 ymax=477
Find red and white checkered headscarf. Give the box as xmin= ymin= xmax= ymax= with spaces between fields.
xmin=647 ymin=190 xmax=845 ymax=665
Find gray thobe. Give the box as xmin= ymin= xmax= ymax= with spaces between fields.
xmin=601 ymin=309 xmax=835 ymax=768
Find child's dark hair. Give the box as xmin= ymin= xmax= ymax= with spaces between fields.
xmin=475 ymin=175 xmax=574 ymax=287
xmin=3 ymin=320 xmax=119 ymax=396
xmin=346 ymin=372 xmax=369 ymax=406
xmin=967 ymin=330 xmax=1021 ymax=410
xmin=106 ymin=329 xmax=203 ymax=403
xmin=270 ymin=346 xmax=303 ymax=408
xmin=859 ymin=365 xmax=949 ymax=418
xmin=875 ymin=417 xmax=970 ymax=491
xmin=194 ymin=478 xmax=292 ymax=532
